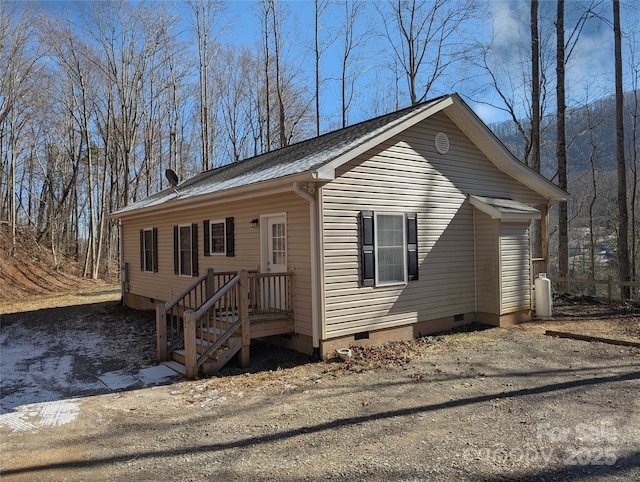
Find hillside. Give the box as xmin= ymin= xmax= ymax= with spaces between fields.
xmin=490 ymin=91 xmax=638 ymax=179
xmin=0 ymin=222 xmax=105 ymax=302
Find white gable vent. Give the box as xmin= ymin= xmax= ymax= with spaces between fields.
xmin=435 ymin=132 xmax=449 ymax=154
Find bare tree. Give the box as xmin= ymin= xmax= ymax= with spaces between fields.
xmin=256 ymin=0 xmax=313 ymax=151
xmin=531 ymin=0 xmax=541 ymax=174
xmin=377 ymin=0 xmax=478 ymax=105
xmin=313 ymin=0 xmax=334 ymax=135
xmin=186 ymin=0 xmax=225 ymax=171
xmin=216 ymin=45 xmax=252 ymax=163
xmin=628 ymin=34 xmax=640 ymax=293
xmin=86 ymin=1 xmax=164 ymax=207
xmin=339 ymin=0 xmax=370 ymax=128
xmin=0 ymin=3 xmax=41 ymax=254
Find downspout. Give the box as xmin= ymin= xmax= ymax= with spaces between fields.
xmin=118 ymin=219 xmax=125 ymax=307
xmin=293 ymin=182 xmax=320 ymax=360
xmin=472 ymin=206 xmax=477 ymax=314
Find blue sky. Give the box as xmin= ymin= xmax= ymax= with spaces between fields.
xmin=220 ymin=0 xmax=636 ymax=125
xmin=26 ymin=0 xmax=638 ymax=127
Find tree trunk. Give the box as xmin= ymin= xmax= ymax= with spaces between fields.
xmin=530 ymin=0 xmax=543 ymax=260
xmin=556 ymin=0 xmax=569 ymax=290
xmin=314 ymin=0 xmax=321 ymax=136
xmin=613 ymin=0 xmax=630 ymax=298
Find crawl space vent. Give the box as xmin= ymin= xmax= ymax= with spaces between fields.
xmin=435 ymin=132 xmax=449 ymax=154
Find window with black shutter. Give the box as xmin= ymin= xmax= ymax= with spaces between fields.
xmin=203 ymin=217 xmax=234 ymax=257
xmin=359 ymin=211 xmax=418 ymax=286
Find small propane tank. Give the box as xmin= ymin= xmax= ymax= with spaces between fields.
xmin=534 ymin=273 xmax=552 ymax=319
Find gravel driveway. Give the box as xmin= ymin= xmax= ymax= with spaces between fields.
xmin=1 ymin=298 xmax=639 ymax=481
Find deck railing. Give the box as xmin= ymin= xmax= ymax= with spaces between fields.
xmin=156 ymin=269 xmax=215 ymax=361
xmin=248 ymin=271 xmax=295 ymax=316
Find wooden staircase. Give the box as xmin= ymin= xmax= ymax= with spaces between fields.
xmin=169 ymin=328 xmax=242 ymax=375
xmin=156 ymin=268 xmax=294 ymax=379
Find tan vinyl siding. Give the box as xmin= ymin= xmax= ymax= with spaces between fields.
xmin=499 ymin=223 xmax=532 ymax=314
xmin=474 ymin=210 xmax=499 ymax=314
xmin=121 ymin=191 xmax=312 ymax=336
xmin=322 ymin=112 xmax=539 ymax=338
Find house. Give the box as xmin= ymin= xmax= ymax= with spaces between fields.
xmin=110 ymin=93 xmax=567 ymax=373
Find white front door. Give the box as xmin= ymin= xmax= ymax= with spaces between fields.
xmin=261 ymin=214 xmax=287 ymax=274
xmin=260 ymin=214 xmax=287 ymax=311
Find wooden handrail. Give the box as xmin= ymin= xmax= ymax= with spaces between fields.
xmin=183 ymin=269 xmax=250 ymax=378
xmin=157 ymin=269 xmax=213 ymax=362
xmin=165 ymin=271 xmax=209 ymax=311
xmin=194 ymin=274 xmax=239 ymax=318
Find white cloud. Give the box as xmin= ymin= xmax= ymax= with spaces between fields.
xmin=487 ymin=0 xmax=529 ymax=51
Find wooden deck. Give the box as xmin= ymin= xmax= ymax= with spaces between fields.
xmin=156 ymin=268 xmax=295 ymax=378
xmin=249 ymin=312 xmax=295 ymax=338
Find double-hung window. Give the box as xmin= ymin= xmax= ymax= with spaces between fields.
xmin=360 ymin=211 xmax=418 ymax=286
xmin=203 ymin=217 xmax=235 ymax=257
xmin=375 ymin=213 xmax=406 ymax=285
xmin=209 ymin=220 xmax=226 ymax=254
xmin=139 ymin=228 xmax=158 ymax=272
xmin=173 ymin=224 xmax=198 ymax=277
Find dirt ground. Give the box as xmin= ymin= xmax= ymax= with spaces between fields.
xmin=1 ymin=288 xmax=639 ymax=481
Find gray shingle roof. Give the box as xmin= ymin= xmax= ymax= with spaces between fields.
xmin=111 ymin=96 xmax=447 ymax=216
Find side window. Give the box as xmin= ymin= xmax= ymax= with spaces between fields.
xmin=204 ymin=217 xmax=235 ymax=257
xmin=174 ymin=224 xmax=198 ymax=276
xmin=359 ymin=211 xmax=418 ymax=286
xmin=210 ymin=220 xmax=226 ymax=254
xmin=375 ymin=213 xmax=406 ymax=285
xmin=139 ymin=227 xmax=158 ymax=272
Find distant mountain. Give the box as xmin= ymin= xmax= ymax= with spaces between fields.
xmin=489 ymin=91 xmax=638 ymax=180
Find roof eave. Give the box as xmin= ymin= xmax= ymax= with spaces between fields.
xmin=109 ymin=172 xmax=315 ymax=220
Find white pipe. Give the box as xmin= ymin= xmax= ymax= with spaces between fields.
xmin=293 ymin=182 xmax=320 ymax=355
xmin=472 ymin=205 xmax=477 ymax=314
xmin=118 ymin=219 xmax=125 ymax=307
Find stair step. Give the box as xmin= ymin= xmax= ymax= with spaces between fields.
xmin=198 ymin=326 xmax=241 ymax=343
xmin=171 ymin=335 xmax=241 ymax=363
xmin=162 ymin=360 xmax=186 ymax=376
xmin=200 ymin=337 xmax=243 ymax=375
xmin=169 ymin=336 xmax=244 ymax=377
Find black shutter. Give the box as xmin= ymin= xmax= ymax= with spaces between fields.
xmin=407 ymin=213 xmax=418 ymax=281
xmin=203 ymin=220 xmax=210 ymax=256
xmin=140 ymin=229 xmax=144 ymax=271
xmin=226 ymin=217 xmax=235 ymax=257
xmin=360 ymin=211 xmax=375 ymax=286
xmin=152 ymin=227 xmax=159 ymax=272
xmin=173 ymin=226 xmax=179 ymax=274
xmin=191 ymin=223 xmax=198 ymax=276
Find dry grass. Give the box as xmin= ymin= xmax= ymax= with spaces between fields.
xmin=0 ymin=283 xmax=121 ymax=315
xmin=520 ymin=296 xmax=640 ymax=343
